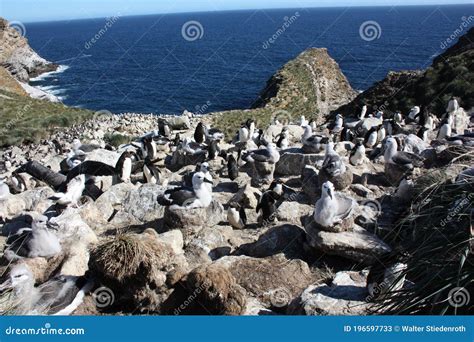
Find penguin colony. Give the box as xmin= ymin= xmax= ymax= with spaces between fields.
xmin=0 ymin=96 xmax=472 ymax=315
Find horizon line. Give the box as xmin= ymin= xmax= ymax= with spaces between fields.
xmin=9 ymin=2 xmax=473 ymax=24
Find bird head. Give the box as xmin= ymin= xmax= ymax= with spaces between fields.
xmin=200 ymin=162 xmax=210 ymax=173
xmin=0 ymin=264 xmax=34 ymax=293
xmin=322 ymin=181 xmax=335 ymax=200
xmin=192 ymin=172 xmax=213 ymax=188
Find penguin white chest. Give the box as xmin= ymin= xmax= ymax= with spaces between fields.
xmin=122 ymin=158 xmax=132 ymax=182
xmin=227 ymin=208 xmax=244 ymax=229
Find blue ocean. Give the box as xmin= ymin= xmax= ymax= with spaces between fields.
xmin=25 ymin=5 xmax=473 ymax=114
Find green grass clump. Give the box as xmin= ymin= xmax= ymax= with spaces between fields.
xmin=104 ymin=132 xmax=133 ymax=148
xmin=0 ymin=89 xmax=94 ymax=146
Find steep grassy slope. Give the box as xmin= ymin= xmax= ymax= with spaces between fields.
xmin=0 ymin=89 xmax=94 ymax=146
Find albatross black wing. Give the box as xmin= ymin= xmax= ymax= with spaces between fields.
xmin=239 ymin=206 xmax=247 ymax=226
xmin=248 ymin=149 xmax=271 ymax=162
xmin=158 ymin=186 xmax=195 ymax=206
xmin=66 ymin=161 xmax=116 ymax=182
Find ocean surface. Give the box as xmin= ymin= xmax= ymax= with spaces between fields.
xmin=25 ymin=5 xmax=473 ymax=114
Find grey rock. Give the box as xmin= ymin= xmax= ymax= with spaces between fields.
xmin=288 ymin=271 xmax=371 ymax=315
xmin=276 ymin=149 xmax=324 ymax=176
xmin=305 ymin=221 xmax=391 ymax=264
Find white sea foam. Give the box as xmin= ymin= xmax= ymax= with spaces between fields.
xmin=30 ymin=65 xmax=69 ymax=82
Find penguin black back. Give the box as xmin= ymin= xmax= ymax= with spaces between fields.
xmin=194 ymin=122 xmax=205 ymax=144
xmin=208 ymin=140 xmax=218 ymax=160
xmin=227 ymin=155 xmax=238 ymax=180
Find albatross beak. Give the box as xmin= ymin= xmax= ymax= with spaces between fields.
xmin=0 ymin=279 xmax=12 ymax=292
xmin=47 ymin=222 xmax=60 ymax=231
xmin=204 ymin=178 xmax=213 ymax=184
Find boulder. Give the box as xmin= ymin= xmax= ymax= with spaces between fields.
xmin=156 ymin=230 xmax=184 ymax=255
xmin=79 ymin=183 xmax=136 ymax=234
xmin=275 ymin=202 xmax=313 ymax=225
xmin=121 ymin=184 xmax=166 ymax=223
xmin=243 ymin=297 xmax=276 ymax=316
xmin=85 ymin=148 xmax=120 ymax=168
xmin=0 ymin=187 xmax=54 ymax=220
xmin=185 ymin=225 xmax=235 ymax=269
xmin=167 ymin=116 xmax=191 ymax=130
xmin=318 ymin=167 xmax=353 ymax=191
xmin=235 ymin=224 xmax=306 ymax=259
xmin=230 ymin=184 xmax=261 ymax=209
xmin=276 ymin=149 xmax=324 ymax=176
xmin=301 ymin=165 xmax=319 ymax=202
xmin=288 ymin=271 xmax=371 ymax=315
xmin=60 ymin=242 xmax=90 ymax=276
xmin=163 ymin=201 xmax=225 ymax=240
xmin=250 ymin=161 xmax=275 ymax=187
xmin=214 ymin=254 xmax=314 ymax=309
xmin=49 ymin=208 xmax=98 ymax=246
xmin=305 ymin=222 xmax=391 ymax=264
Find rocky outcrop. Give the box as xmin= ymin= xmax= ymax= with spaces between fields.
xmin=253 ymin=48 xmax=357 ymax=123
xmin=0 ymin=18 xmax=58 ymax=83
xmin=289 ymin=271 xmax=371 ymax=315
xmin=336 ymin=27 xmax=474 ymax=116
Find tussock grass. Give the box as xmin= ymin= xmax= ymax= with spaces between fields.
xmin=0 ymin=89 xmax=94 ymax=146
xmin=89 ymin=234 xmax=161 ymax=284
xmin=373 ymin=157 xmax=474 ymax=315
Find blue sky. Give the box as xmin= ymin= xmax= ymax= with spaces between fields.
xmin=1 ymin=0 xmax=471 ymax=22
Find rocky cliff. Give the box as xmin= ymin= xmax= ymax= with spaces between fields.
xmin=253 ymin=48 xmax=357 ymax=120
xmin=0 ymin=18 xmax=57 ymax=83
xmin=336 ymin=27 xmax=474 ymax=117
xmin=213 ymin=48 xmax=357 ymax=137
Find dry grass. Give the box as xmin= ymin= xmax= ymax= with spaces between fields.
xmin=90 ymin=234 xmax=160 ymax=284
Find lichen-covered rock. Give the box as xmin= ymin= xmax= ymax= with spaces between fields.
xmin=214 ymin=254 xmax=314 ymax=309
xmin=288 ymin=271 xmax=371 ymax=315
xmin=0 ymin=187 xmax=54 ymax=220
